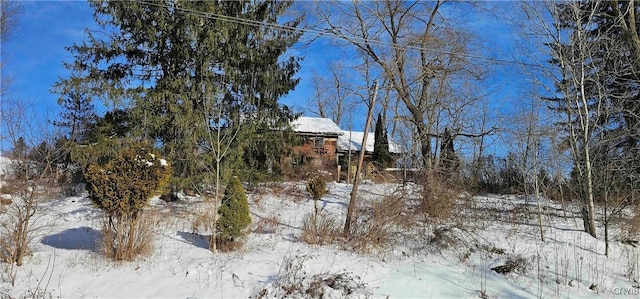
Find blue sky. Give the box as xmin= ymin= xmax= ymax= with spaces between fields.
xmin=3 ymin=1 xmax=94 ymax=109
xmin=2 ymin=1 xmax=534 ymax=156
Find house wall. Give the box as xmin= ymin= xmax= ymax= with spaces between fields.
xmin=293 ymin=137 xmax=338 ymax=167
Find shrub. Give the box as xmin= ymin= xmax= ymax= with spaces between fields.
xmin=217 ymin=176 xmax=251 ymax=250
xmin=0 ymin=181 xmax=40 ymax=268
xmin=84 ymin=142 xmax=171 ymax=261
xmin=306 ymin=175 xmax=328 ymax=217
xmin=306 ymin=176 xmax=328 ymax=201
xmin=301 ymin=212 xmax=340 ymax=245
xmin=348 ymin=196 xmax=403 ymax=253
xmin=253 ymin=212 xmax=281 ymax=234
xmin=420 ymin=173 xmax=459 ymax=221
xmin=253 ymin=255 xmax=371 ymax=298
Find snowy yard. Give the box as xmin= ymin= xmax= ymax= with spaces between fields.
xmin=2 ymin=180 xmax=640 ymax=298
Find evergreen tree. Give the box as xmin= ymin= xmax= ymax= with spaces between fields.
xmin=12 ymin=136 xmax=28 ymax=180
xmin=84 ymin=109 xmax=131 ymax=144
xmin=12 ymin=137 xmax=27 ymax=159
xmin=54 ymin=1 xmax=303 ymax=190
xmin=439 ymin=128 xmax=459 ymax=174
xmin=372 ymin=113 xmax=393 ymax=168
xmin=548 ymin=2 xmax=639 ymax=192
xmin=545 ymin=1 xmax=640 ymax=236
xmin=54 ymin=91 xmax=96 ymax=142
xmin=218 ymin=176 xmax=251 ymax=244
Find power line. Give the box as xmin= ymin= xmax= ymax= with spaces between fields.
xmin=134 ymin=0 xmax=548 ymax=70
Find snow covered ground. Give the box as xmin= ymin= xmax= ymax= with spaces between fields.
xmin=1 ymin=179 xmax=640 ymax=298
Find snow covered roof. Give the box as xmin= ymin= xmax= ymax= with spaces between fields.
xmin=338 ymin=131 xmax=404 ymax=154
xmin=290 ymin=117 xmax=343 ymax=137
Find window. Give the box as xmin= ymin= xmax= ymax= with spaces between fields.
xmin=313 ymin=137 xmax=325 ymax=149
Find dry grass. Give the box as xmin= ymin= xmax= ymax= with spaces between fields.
xmin=216 ymin=238 xmax=246 ymax=252
xmin=367 ymin=166 xmax=397 ymax=184
xmin=622 ymin=206 xmax=640 ymax=241
xmin=261 ymin=183 xmax=307 ymax=203
xmin=0 ymin=185 xmax=16 ymax=195
xmin=191 ymin=201 xmax=217 ymax=250
xmin=419 ymin=175 xmax=461 ymax=222
xmin=348 ymin=193 xmax=407 ymax=254
xmin=99 ymin=211 xmax=157 ymax=261
xmin=0 ymin=196 xmax=12 ymax=206
xmin=253 ymin=212 xmax=281 ymax=234
xmin=300 ymin=212 xmax=340 ymax=246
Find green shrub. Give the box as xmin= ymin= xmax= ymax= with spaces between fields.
xmin=306 ymin=176 xmax=328 ymax=201
xmin=85 ymin=142 xmax=171 ymax=220
xmin=84 ymin=142 xmax=171 ymax=260
xmin=218 ymin=176 xmax=252 ymax=246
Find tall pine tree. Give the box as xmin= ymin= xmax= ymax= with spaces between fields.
xmin=372 ymin=113 xmax=393 ymax=168
xmin=54 ymin=0 xmax=303 ymax=190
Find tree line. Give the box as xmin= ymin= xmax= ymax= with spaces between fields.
xmin=2 ymin=0 xmax=639 ymax=245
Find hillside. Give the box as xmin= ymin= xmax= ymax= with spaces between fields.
xmin=1 ymin=179 xmax=639 ymax=298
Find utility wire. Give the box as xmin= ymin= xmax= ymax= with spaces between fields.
xmin=134 ymin=0 xmax=548 ymax=70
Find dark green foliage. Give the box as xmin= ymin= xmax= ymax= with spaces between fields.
xmin=472 ymin=154 xmax=524 ymax=194
xmin=65 ymin=110 xmax=133 ymax=176
xmin=84 ymin=109 xmax=131 ymax=144
xmin=12 ymin=137 xmax=27 ymax=159
xmin=54 ymin=91 xmax=96 ymax=142
xmin=85 ymin=142 xmax=171 ymax=221
xmin=372 ymin=114 xmax=394 ymax=168
xmin=439 ymin=128 xmax=459 ymax=174
xmin=55 ymin=0 xmax=303 ymax=190
xmin=306 ymin=176 xmax=328 ymax=201
xmin=218 ymin=176 xmax=251 ymax=242
xmin=547 ymin=1 xmax=640 ymax=201
xmin=12 ymin=137 xmax=28 ymax=180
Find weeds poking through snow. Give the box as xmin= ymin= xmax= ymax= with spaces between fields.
xmin=491 ymin=254 xmax=529 ymax=275
xmin=252 ymin=254 xmax=371 ymax=298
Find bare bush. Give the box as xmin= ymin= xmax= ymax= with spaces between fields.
xmin=253 ymin=212 xmax=281 ymax=234
xmin=0 ymin=180 xmax=49 ymax=268
xmin=192 ymin=202 xmax=217 ymax=239
xmin=420 ymin=174 xmax=460 ymax=221
xmin=300 ymin=212 xmax=340 ymax=246
xmin=348 ymin=194 xmax=406 ymax=253
xmin=623 ymin=205 xmax=640 ymax=240
xmin=428 ymin=225 xmax=462 ymax=252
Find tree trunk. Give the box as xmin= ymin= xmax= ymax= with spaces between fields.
xmin=344 ymin=82 xmax=378 ymax=239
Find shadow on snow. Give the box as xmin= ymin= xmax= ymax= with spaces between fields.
xmin=41 ymin=226 xmax=101 ymax=252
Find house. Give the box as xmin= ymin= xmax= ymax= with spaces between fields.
xmin=289 ymin=117 xmax=343 ymax=169
xmin=337 ymin=130 xmax=404 ymax=158
xmin=337 ymin=131 xmax=404 ymax=180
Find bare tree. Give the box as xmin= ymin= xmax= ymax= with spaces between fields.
xmin=503 ymin=91 xmax=555 ymax=241
xmin=0 ymin=99 xmax=57 ymax=285
xmin=521 ymin=0 xmax=640 ymax=238
xmin=309 ymin=62 xmax=358 ymax=128
xmin=191 ymin=78 xmax=244 ymax=254
xmin=0 ymin=1 xmax=21 ymax=41
xmin=314 ymin=0 xmax=489 ymax=171
xmin=1 ymin=1 xmax=23 ymax=151
xmin=343 ymin=81 xmax=378 ymax=239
